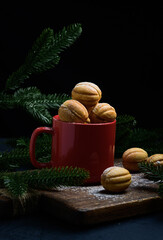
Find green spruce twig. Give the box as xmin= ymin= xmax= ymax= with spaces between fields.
xmin=138 ymin=161 xmax=163 ymax=182
xmin=0 ymin=167 xmax=90 ymax=199
xmin=0 ymin=148 xmax=30 ymax=171
xmin=0 ymin=24 xmax=81 ymax=124
xmin=138 ymin=161 xmax=163 ymax=196
xmin=115 ymin=115 xmax=163 ymax=158
xmin=0 ymin=134 xmax=53 ymax=171
xmin=5 ymin=24 xmax=82 ymax=91
xmin=3 ymin=174 xmax=29 ymax=199
xmin=0 ymin=87 xmax=70 ymax=124
xmin=115 ymin=115 xmax=137 ymax=157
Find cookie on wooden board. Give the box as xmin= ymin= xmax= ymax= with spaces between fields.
xmin=122 ymin=147 xmax=148 ymax=172
xmin=101 ymin=166 xmax=131 ymax=192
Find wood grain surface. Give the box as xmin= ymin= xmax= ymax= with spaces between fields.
xmin=0 ymin=159 xmax=163 ymax=225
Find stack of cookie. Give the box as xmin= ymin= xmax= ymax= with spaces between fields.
xmin=58 ymin=82 xmax=117 ymax=124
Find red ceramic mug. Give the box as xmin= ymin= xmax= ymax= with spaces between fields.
xmin=30 ymin=115 xmax=116 ymax=183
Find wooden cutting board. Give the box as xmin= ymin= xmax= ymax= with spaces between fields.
xmin=0 ymin=159 xmax=163 ymax=225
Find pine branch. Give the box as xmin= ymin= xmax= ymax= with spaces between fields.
xmin=5 ymin=24 xmax=82 ymax=91
xmin=0 ymin=148 xmax=30 ymax=171
xmin=5 ymin=28 xmax=57 ymax=91
xmin=0 ymin=87 xmax=70 ymax=124
xmin=24 ymin=167 xmax=90 ymax=189
xmin=138 ymin=161 xmax=163 ymax=182
xmin=0 ymin=167 xmax=90 ymax=199
xmin=116 ymin=115 xmax=137 ymax=126
xmin=127 ymin=128 xmax=163 ymax=146
xmin=115 ymin=120 xmax=163 ymax=158
xmin=3 ymin=175 xmax=29 ymax=199
xmin=24 ymin=92 xmax=70 ymax=124
xmin=115 ymin=115 xmax=137 ymax=157
xmin=0 ymin=134 xmax=53 ymax=171
xmin=138 ymin=161 xmax=163 ymax=196
xmin=116 ymin=115 xmax=136 ymax=141
xmin=0 ymin=135 xmax=89 ymax=199
xmin=53 ymin=23 xmax=82 ymax=54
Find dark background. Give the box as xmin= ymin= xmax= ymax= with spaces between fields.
xmin=0 ymin=3 xmax=162 ymax=137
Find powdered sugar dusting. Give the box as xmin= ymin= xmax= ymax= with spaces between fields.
xmin=83 ymin=185 xmax=126 ymax=200
xmin=58 ymin=173 xmax=157 ymax=201
xmin=131 ymin=173 xmax=155 ymax=187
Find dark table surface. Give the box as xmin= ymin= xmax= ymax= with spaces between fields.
xmin=0 ymin=138 xmax=163 ymax=240
xmin=0 ymin=212 xmax=163 ymax=240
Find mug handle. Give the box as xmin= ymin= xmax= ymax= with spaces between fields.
xmin=29 ymin=127 xmax=54 ymax=168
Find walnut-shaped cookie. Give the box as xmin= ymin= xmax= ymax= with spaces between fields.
xmin=89 ymin=103 xmax=117 ymax=123
xmin=146 ymin=154 xmax=163 ymax=166
xmin=101 ymin=166 xmax=131 ymax=192
xmin=122 ymin=147 xmax=148 ymax=172
xmin=58 ymin=99 xmax=89 ymax=123
xmin=71 ymin=82 xmax=102 ymax=112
